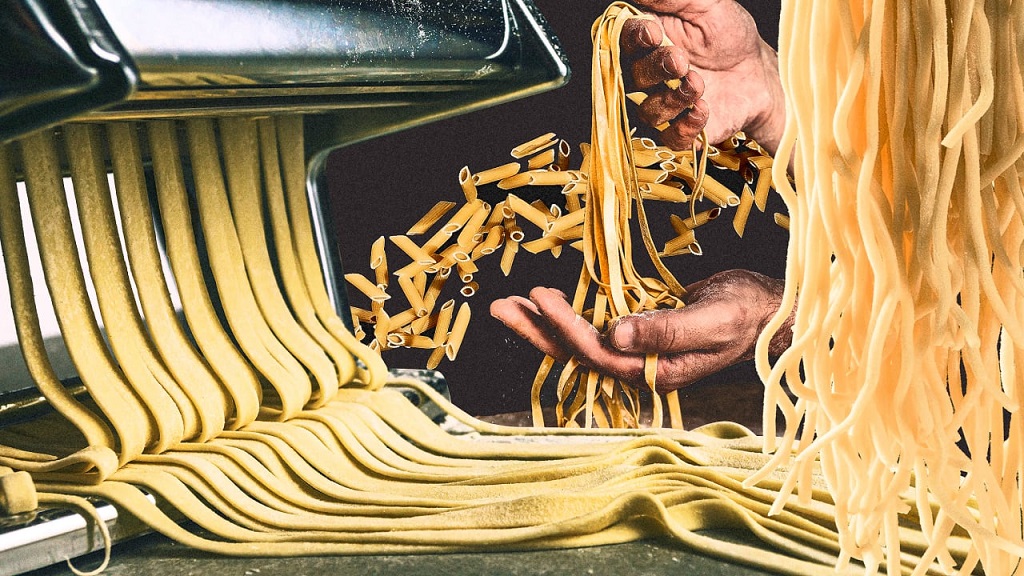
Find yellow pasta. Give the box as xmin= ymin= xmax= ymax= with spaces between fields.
xmin=457 ymin=167 xmax=477 ymax=202
xmin=732 ymin=184 xmax=755 ymax=238
xmin=345 ymin=273 xmax=390 ymax=302
xmin=443 ymin=302 xmax=472 ymax=360
xmin=510 ymin=132 xmax=557 ymax=158
xmin=458 ymin=281 xmax=479 ymax=298
xmin=526 ymin=148 xmax=556 ymax=170
xmin=370 ymin=236 xmax=388 ymax=288
xmin=555 ymin=140 xmax=571 ymax=170
xmin=499 ymin=238 xmax=519 ymax=276
xmin=406 ymin=201 xmax=457 ymax=235
xmin=471 ymin=162 xmax=520 ymax=186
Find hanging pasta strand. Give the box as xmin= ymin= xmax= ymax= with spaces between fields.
xmin=753 ymin=0 xmax=1024 ymax=573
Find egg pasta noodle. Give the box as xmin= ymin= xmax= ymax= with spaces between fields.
xmin=751 ymin=0 xmax=1024 ymax=573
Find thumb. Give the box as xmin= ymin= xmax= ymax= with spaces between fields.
xmin=607 ymin=302 xmax=729 ymax=354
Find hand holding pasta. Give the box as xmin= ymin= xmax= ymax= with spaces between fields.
xmin=491 ymin=270 xmax=792 ymax=393
xmin=625 ymin=0 xmax=785 ymax=154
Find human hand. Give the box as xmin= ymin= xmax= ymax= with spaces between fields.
xmin=489 ymin=269 xmax=793 ymax=394
xmin=622 ymin=0 xmax=785 ymax=154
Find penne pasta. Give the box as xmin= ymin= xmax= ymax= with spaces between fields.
xmin=443 ymin=302 xmax=472 ymax=360
xmin=458 ymin=166 xmax=478 ymax=202
xmin=345 ymin=273 xmax=390 ymax=302
xmin=472 ymin=161 xmax=520 ymax=185
xmin=406 ymin=201 xmax=456 ymax=235
xmin=732 ymin=184 xmax=755 ymax=238
xmin=510 ymin=132 xmax=556 ymax=158
xmin=526 ymin=148 xmax=556 ymax=170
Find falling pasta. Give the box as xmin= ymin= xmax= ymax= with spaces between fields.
xmin=349 ymin=5 xmax=781 ymax=430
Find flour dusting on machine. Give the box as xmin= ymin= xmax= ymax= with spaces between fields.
xmin=0 ymin=1 xmax=569 ymax=572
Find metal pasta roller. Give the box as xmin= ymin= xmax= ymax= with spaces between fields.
xmin=0 ymin=1 xmax=569 ymax=572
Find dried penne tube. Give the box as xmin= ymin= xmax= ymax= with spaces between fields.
xmin=393 ymin=259 xmax=435 ymax=280
xmin=345 ymin=273 xmax=390 ymax=302
xmin=425 ymin=345 xmax=446 ymax=369
xmin=406 ymin=201 xmax=456 ymax=235
xmin=526 ymin=148 xmax=556 ymax=170
xmin=635 ymin=167 xmax=668 ymax=183
xmin=506 ymin=194 xmax=552 ymax=230
xmin=679 ymin=208 xmax=721 ymax=230
xmin=697 ymin=178 xmax=741 ymax=207
xmin=753 ymin=167 xmax=772 ymax=212
xmin=385 ymin=332 xmax=405 ymax=349
xmin=369 ymin=236 xmax=386 ymax=269
xmin=632 ymin=149 xmax=668 ymax=167
xmin=544 ymin=206 xmax=585 ymax=235
xmin=350 ymin=307 xmax=375 ymax=324
xmin=631 ymin=136 xmax=657 ymax=150
xmin=514 ymin=170 xmax=575 ymax=187
xmin=732 ymin=184 xmax=756 ymax=238
xmin=496 ymin=172 xmax=531 ymax=190
xmin=444 ymin=302 xmax=472 ymax=360
xmin=774 ymin=212 xmax=790 ymax=230
xmin=432 ymin=299 xmax=456 ymax=347
xmin=661 ymin=229 xmax=697 ymax=256
xmin=396 ymin=275 xmax=428 ymax=317
xmin=471 ymin=225 xmax=504 ymax=258
xmin=640 ymin=183 xmax=689 ymax=203
xmin=472 ymin=162 xmax=520 ymax=185
xmin=456 ymin=259 xmax=477 ymax=283
xmin=555 ymin=139 xmax=571 ymax=170
xmin=505 ymin=223 xmax=525 ymax=243
xmin=709 ymin=149 xmax=743 ymax=171
xmin=372 ymin=307 xmax=390 ymax=346
xmin=500 ymin=239 xmax=519 ymax=276
xmin=390 ymin=234 xmax=436 ymax=267
xmin=421 ymin=271 xmax=447 ymax=312
xmin=404 ymin=335 xmax=437 ymax=349
xmin=439 ymin=199 xmax=483 ymax=234
xmin=484 ymin=201 xmax=506 ymax=226
xmin=420 ymin=227 xmax=452 ymax=255
xmin=458 ymin=167 xmax=477 ymax=202
xmin=412 ymin=271 xmax=426 ymax=297
xmin=455 ymin=201 xmax=491 ymax=248
xmin=747 ymin=154 xmax=773 ymax=171
xmin=386 ymin=307 xmax=418 ymax=332
xmin=522 ymin=235 xmax=569 ymax=254
xmin=459 ymin=281 xmax=479 ymax=298
xmin=510 ymin=132 xmax=556 ymax=158
xmin=409 ymin=310 xmax=436 ymax=335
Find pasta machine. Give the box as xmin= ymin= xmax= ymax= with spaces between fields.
xmin=0 ymin=0 xmax=569 ymax=572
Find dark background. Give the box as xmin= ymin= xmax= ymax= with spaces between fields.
xmin=326 ymin=0 xmax=786 ymax=417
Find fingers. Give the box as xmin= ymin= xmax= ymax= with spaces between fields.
xmin=492 ymin=288 xmax=743 ymax=394
xmin=527 ymin=287 xmax=646 ymax=384
xmin=621 ymin=18 xmax=663 ymax=55
xmin=660 ymin=98 xmax=710 ymax=150
xmin=654 ymin=350 xmax=728 ymax=394
xmin=635 ymin=69 xmax=705 ymax=127
xmin=631 ymin=46 xmax=689 ymax=90
xmin=607 ymin=298 xmax=736 ymax=357
xmin=489 ymin=295 xmax=571 ymax=362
